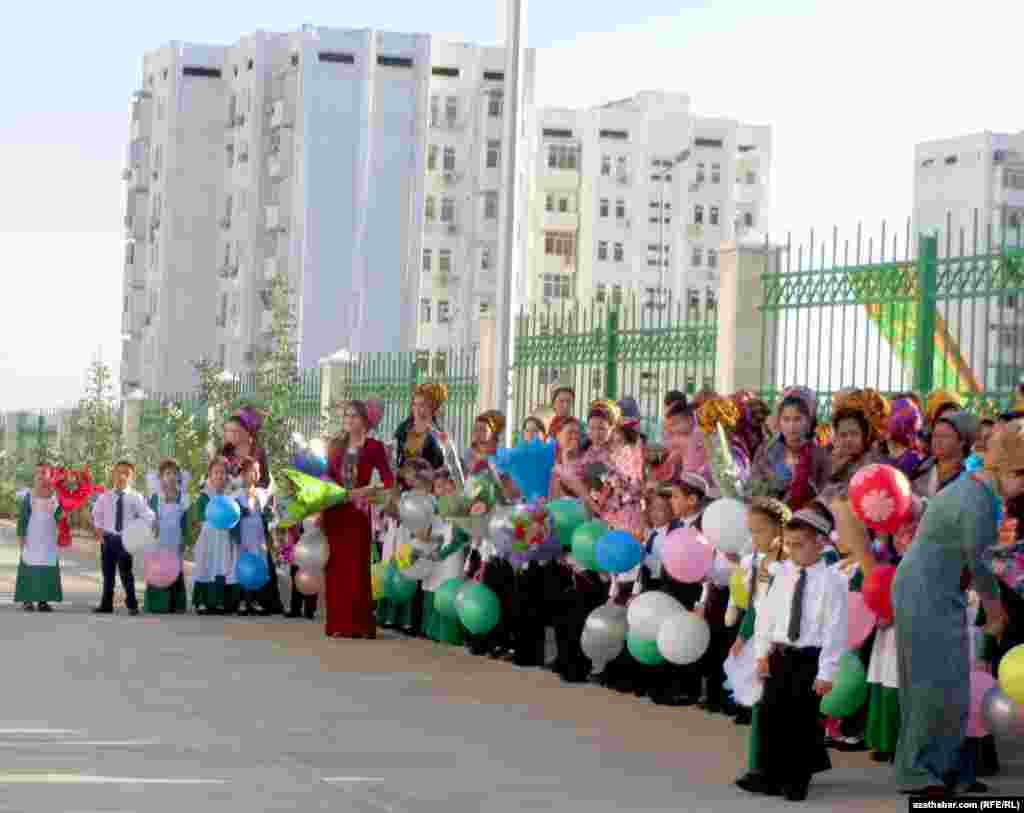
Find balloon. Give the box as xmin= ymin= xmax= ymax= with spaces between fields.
xmin=626 ymin=633 xmax=665 ymax=666
xmin=398 ymin=493 xmax=434 ymax=533
xmin=384 ymin=560 xmax=418 ymax=603
xmin=434 ymin=578 xmax=465 ymax=620
xmin=456 ymin=582 xmax=501 ymax=635
xmin=729 ymin=567 xmax=751 ymax=610
xmin=295 ymin=568 xmax=322 ymax=596
xmin=595 ymin=530 xmax=644 ymax=574
xmin=998 ymin=644 xmax=1024 ymax=705
xmin=701 ymin=498 xmax=752 ymax=556
xmin=490 ymin=439 xmax=557 ymax=502
xmin=662 ymin=526 xmax=714 ymax=583
xmin=207 ymin=495 xmax=242 ymax=530
xmin=547 ymin=498 xmax=588 ymax=549
xmin=294 ymin=532 xmax=330 ymax=571
xmin=290 ymin=451 xmax=328 ymax=479
xmin=581 ymin=604 xmax=629 ymax=669
xmin=969 ymin=670 xmax=999 ymax=737
xmin=847 ymin=590 xmax=877 ymax=649
xmin=571 ymin=520 xmax=608 ymax=571
xmin=657 ymin=611 xmax=711 ymax=665
xmin=862 ymin=564 xmax=896 ymax=624
xmin=371 ymin=561 xmax=388 ymax=601
xmin=627 ymin=590 xmax=685 ymax=640
xmin=849 ymin=464 xmax=913 ymax=534
xmin=143 ymin=548 xmax=181 ymax=589
xmin=487 ymin=505 xmax=516 ymax=540
xmin=820 ymin=651 xmax=869 ymax=718
xmin=981 ymin=687 xmax=1024 ymax=737
xmin=237 ymin=550 xmax=270 ymax=590
xmin=122 ymin=518 xmax=155 ymax=555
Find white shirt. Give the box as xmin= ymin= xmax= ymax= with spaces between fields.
xmin=753 ymin=559 xmax=848 ymax=683
xmin=91 ymin=489 xmax=154 ymax=535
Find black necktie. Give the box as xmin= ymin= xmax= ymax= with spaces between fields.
xmin=788 ymin=566 xmax=806 ymax=642
xmin=115 ymin=491 xmax=124 ymax=534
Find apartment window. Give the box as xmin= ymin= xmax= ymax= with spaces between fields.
xmin=544 ymin=231 xmax=577 ymax=264
xmin=429 ymin=95 xmax=440 ymax=126
xmin=126 ymin=243 xmax=135 ymax=265
xmin=687 ymin=287 xmax=700 ymax=310
xmin=438 ymin=301 xmax=451 ymax=323
xmin=545 ymin=194 xmax=555 ymax=212
xmin=427 ymin=145 xmax=438 ymax=171
xmin=225 ymin=194 xmax=233 ymax=219
xmin=706 ymin=289 xmax=718 ymax=316
xmin=438 ymin=249 xmax=452 ymax=273
xmin=422 ymin=249 xmax=432 ymax=273
xmin=379 ymin=55 xmax=414 ymax=69
xmin=595 ymin=283 xmax=607 ymax=303
xmin=479 ymin=301 xmax=491 ymax=315
xmin=601 ymin=155 xmax=611 ymax=176
xmin=743 ymin=212 xmax=755 ymax=228
xmin=441 ymin=197 xmax=455 ymax=223
xmin=445 ymin=96 xmax=458 ymax=124
xmin=711 ymin=163 xmax=721 ymax=183
xmin=443 ymin=146 xmax=456 ymax=172
xmin=612 ymin=285 xmax=624 ymax=305
xmin=694 ymin=204 xmax=704 ymax=224
xmin=746 ymin=171 xmax=757 ymax=184
xmin=425 ymin=196 xmax=435 ymax=221
xmin=541 ymin=273 xmax=573 ymax=299
xmin=1006 ymin=171 xmax=1024 ymax=191
xmin=599 ymin=198 xmax=609 ymax=218
xmin=487 ymin=90 xmax=503 ymax=118
xmin=708 ymin=249 xmax=718 ymax=269
xmin=616 ymin=156 xmax=628 ymax=177
xmin=291 ymin=53 xmax=300 ymax=67
xmin=615 ymin=199 xmax=626 ymax=220
xmin=558 ymin=196 xmax=570 ymax=213
xmin=692 ymin=247 xmax=703 ymax=266
xmin=597 ymin=241 xmax=609 ymax=261
xmin=483 ymin=191 xmax=499 ymax=220
xmin=481 ymin=247 xmax=491 ymax=270
xmin=695 ymin=137 xmax=723 ymax=149
xmin=547 ymin=143 xmax=579 ymax=170
xmin=218 ymin=344 xmax=226 ymax=367
xmin=420 ymin=298 xmax=432 ymax=323
xmin=613 ymin=242 xmax=624 ymax=262
xmin=485 ymin=139 xmax=501 ymax=169
xmin=226 ymin=144 xmax=235 ymax=168
xmin=710 ymin=206 xmax=720 ymax=226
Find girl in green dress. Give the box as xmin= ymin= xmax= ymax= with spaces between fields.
xmin=15 ymin=465 xmax=63 ymax=612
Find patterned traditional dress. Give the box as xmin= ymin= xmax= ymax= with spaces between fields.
xmin=143 ymin=492 xmax=190 ymax=613
xmin=14 ymin=494 xmax=63 ymax=604
xmin=191 ymin=488 xmax=240 ymax=612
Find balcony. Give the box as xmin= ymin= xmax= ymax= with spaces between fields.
xmin=434 ymin=271 xmax=461 ymax=289
xmin=269 ymin=100 xmax=292 ymax=130
xmin=543 ymin=211 xmax=579 ymax=230
xmin=265 ymin=205 xmax=287 ymax=231
xmin=430 ymin=116 xmax=462 ymax=131
xmin=219 ymin=215 xmax=232 ymax=231
xmin=124 ymin=214 xmax=146 ymax=242
xmin=268 ymin=153 xmax=291 ymax=180
xmin=216 ymin=315 xmax=227 ymax=328
xmin=127 ymin=167 xmax=149 ymax=194
xmin=440 ymin=170 xmax=461 ymax=186
xmin=218 ymin=263 xmax=239 ymax=281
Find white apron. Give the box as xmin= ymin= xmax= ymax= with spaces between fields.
xmin=155 ymin=497 xmax=189 ymax=560
xmin=23 ymin=496 xmax=59 ymax=567
xmin=866 ymin=623 xmax=899 ymax=689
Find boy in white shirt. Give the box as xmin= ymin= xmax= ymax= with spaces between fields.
xmin=740 ymin=506 xmax=847 ymax=802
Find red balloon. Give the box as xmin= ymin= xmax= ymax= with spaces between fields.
xmin=849 ymin=464 xmax=912 ymax=534
xmin=862 ymin=564 xmax=896 ymax=624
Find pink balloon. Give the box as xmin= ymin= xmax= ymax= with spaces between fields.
xmin=969 ymin=670 xmax=998 ymax=738
xmin=662 ymin=527 xmax=714 ymax=584
xmin=847 ymin=590 xmax=877 ymax=649
xmin=295 ymin=569 xmax=322 ymax=596
xmin=143 ymin=548 xmax=182 ymax=589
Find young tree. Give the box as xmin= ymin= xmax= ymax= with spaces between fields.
xmin=73 ymin=358 xmax=124 ymax=484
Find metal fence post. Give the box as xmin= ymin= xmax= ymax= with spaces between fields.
xmin=604 ymin=308 xmax=620 ymax=400
xmin=914 ymin=234 xmax=938 ymax=395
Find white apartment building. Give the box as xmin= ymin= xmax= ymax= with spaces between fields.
xmin=913 ymin=131 xmax=1024 ymax=392
xmin=120 ymin=26 xmax=535 ymax=396
xmin=527 ymin=92 xmax=771 ymax=316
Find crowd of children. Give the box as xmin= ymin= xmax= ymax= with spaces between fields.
xmin=11 ymin=382 xmax=1024 ymax=803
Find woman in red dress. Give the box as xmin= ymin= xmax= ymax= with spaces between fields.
xmin=321 ymin=399 xmax=393 ymax=639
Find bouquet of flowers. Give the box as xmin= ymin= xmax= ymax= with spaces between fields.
xmin=492 ymin=501 xmax=562 ymax=567
xmin=436 ymin=468 xmax=504 ymax=536
xmin=275 ymin=467 xmax=348 ymax=528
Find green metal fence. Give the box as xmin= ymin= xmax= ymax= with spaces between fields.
xmin=512 ymin=295 xmax=717 ymax=436
xmin=759 ymin=214 xmax=1024 ymax=418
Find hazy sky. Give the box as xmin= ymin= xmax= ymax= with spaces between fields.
xmin=2 ymin=0 xmax=1021 ymax=410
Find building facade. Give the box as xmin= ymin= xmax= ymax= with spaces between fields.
xmin=527 ymin=92 xmax=771 ymax=315
xmin=120 ymin=27 xmax=535 ymax=396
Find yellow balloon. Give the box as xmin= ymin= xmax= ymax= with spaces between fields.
xmin=729 ymin=567 xmax=751 ymax=610
xmin=998 ymin=644 xmax=1024 ymax=705
xmin=395 ymin=543 xmax=415 ymax=570
xmin=371 ymin=561 xmax=388 ymax=601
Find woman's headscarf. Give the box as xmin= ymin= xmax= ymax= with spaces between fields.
xmin=414 ymin=382 xmax=448 ymax=415
xmin=887 ymin=397 xmax=923 ymax=446
xmin=588 ymin=398 xmax=622 ymax=426
xmin=349 ymin=399 xmax=384 ymax=432
xmin=476 ymin=410 xmax=506 ymax=440
xmin=832 ymin=388 xmax=890 ymax=444
xmin=926 ymin=389 xmax=961 ymax=425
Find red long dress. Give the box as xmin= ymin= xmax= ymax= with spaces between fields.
xmin=322 ymin=438 xmax=394 ymax=638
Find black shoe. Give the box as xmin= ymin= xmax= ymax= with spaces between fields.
xmin=93 ymin=607 xmax=113 ymax=614
xmin=196 ymin=608 xmax=212 ymax=616
xmin=783 ymin=780 xmax=810 ymax=802
xmin=871 ymin=751 xmax=893 ymax=763
xmin=237 ymin=606 xmax=252 ymax=617
xmin=734 ymin=707 xmax=753 ymax=725
xmin=833 ymin=738 xmax=867 ymax=753
xmin=128 ymin=608 xmax=140 ymax=616
xmin=23 ymin=603 xmax=35 ymax=612
xmin=285 ymin=610 xmax=302 ymax=618
xmin=701 ymin=701 xmax=722 ymax=714
xmin=37 ymin=602 xmax=53 ymax=613
xmin=720 ymin=700 xmax=739 ymax=717
xmin=254 ymin=608 xmax=273 ymax=617
xmin=735 ymin=772 xmax=781 ymax=796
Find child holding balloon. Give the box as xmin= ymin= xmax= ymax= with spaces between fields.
xmin=191 ymin=458 xmax=241 ymax=615
xmin=234 ymin=457 xmax=281 ymax=616
xmin=143 ymin=459 xmax=191 ymax=614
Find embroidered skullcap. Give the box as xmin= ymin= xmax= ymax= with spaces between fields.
xmin=618 ymin=396 xmax=641 ymax=429
xmin=787 ymin=507 xmax=834 ymax=538
xmin=750 ymin=496 xmax=792 ymax=526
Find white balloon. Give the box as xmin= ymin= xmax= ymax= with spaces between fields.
xmin=399 ymin=493 xmax=435 ymax=533
xmin=657 ymin=611 xmax=711 ymax=665
xmin=702 ymin=498 xmax=752 ymax=556
xmin=294 ymin=534 xmax=330 ymax=571
xmin=626 ymin=591 xmax=685 ymax=641
xmin=122 ymin=519 xmax=154 ymax=556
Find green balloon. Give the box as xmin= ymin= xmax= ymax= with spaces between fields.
xmin=819 ymin=651 xmax=869 ymax=718
xmin=385 ymin=560 xmax=418 ymax=604
xmin=572 ymin=520 xmax=608 ymax=570
xmin=548 ymin=498 xmax=589 ymax=549
xmin=434 ymin=577 xmax=465 ymax=620
xmin=626 ymin=633 xmax=665 ymax=666
xmin=456 ymin=582 xmax=502 ymax=635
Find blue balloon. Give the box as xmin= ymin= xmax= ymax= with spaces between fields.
xmin=595 ymin=530 xmax=644 ymax=574
xmin=291 ymin=452 xmax=328 ymax=478
xmin=490 ymin=439 xmax=557 ymax=502
xmin=236 ymin=550 xmax=270 ymax=590
xmin=207 ymin=495 xmax=241 ymax=530
xmin=965 ymin=452 xmax=984 ymax=473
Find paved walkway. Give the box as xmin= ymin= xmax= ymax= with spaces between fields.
xmin=0 ymin=521 xmax=1020 ymax=812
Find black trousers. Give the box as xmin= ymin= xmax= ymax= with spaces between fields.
xmin=649 ymin=573 xmax=703 ymax=700
xmin=759 ymin=646 xmax=831 ymax=789
xmin=100 ymin=533 xmax=137 ymax=611
xmin=289 ymin=565 xmax=318 ymax=618
xmin=550 ymin=566 xmax=607 ymax=680
xmin=698 ymin=584 xmax=736 ymax=705
xmin=511 ymin=562 xmax=549 ymax=667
